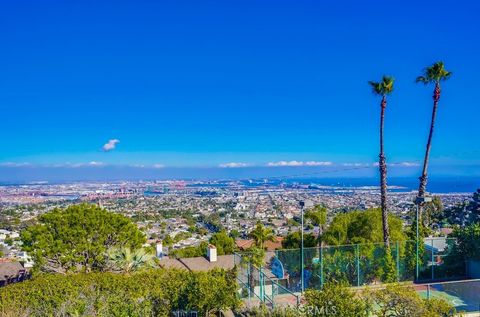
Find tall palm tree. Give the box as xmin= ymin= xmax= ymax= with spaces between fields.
xmin=107 ymin=247 xmax=156 ymax=274
xmin=368 ymin=75 xmax=394 ymax=246
xmin=416 ymin=62 xmax=452 ymax=219
xmin=249 ymin=221 xmax=275 ymax=249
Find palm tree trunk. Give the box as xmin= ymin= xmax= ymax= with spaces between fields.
xmin=379 ymin=96 xmax=390 ymax=246
xmin=417 ymin=82 xmax=441 ymax=221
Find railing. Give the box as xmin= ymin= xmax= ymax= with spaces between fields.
xmin=235 ymin=238 xmax=471 ymax=306
xmin=274 ymin=238 xmax=465 ymax=293
xmin=234 ymin=253 xmax=300 ymax=308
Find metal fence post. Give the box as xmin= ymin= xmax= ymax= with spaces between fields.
xmin=396 ymin=241 xmax=400 ymax=281
xmin=416 ymin=204 xmax=419 ymax=281
xmin=431 ymin=239 xmax=435 ymax=280
xmin=320 ymin=246 xmax=324 ymax=288
xmin=247 ymin=263 xmax=251 ymax=302
xmin=356 ymin=244 xmax=360 ymax=286
xmin=301 ymin=204 xmax=304 ymax=294
xmin=260 ymin=266 xmax=264 ymax=302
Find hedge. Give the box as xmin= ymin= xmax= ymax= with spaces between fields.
xmin=0 ymin=268 xmax=239 ymax=317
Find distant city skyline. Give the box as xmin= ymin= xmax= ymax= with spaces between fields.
xmin=1 ymin=1 xmax=479 ymax=180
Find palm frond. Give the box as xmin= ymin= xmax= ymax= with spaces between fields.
xmin=415 ymin=76 xmax=428 ymax=84
xmin=368 ymin=81 xmax=382 ymax=95
xmin=369 ymin=76 xmax=394 ymax=96
xmin=106 ymin=247 xmax=156 ymax=273
xmin=417 ymin=61 xmax=452 ymax=84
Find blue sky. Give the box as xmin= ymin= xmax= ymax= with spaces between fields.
xmin=0 ymin=0 xmax=479 ymax=181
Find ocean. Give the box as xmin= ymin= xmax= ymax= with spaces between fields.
xmin=282 ymin=177 xmax=479 ymax=194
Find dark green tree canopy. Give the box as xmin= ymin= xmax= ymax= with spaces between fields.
xmin=322 ymin=209 xmax=406 ymax=246
xmin=281 ymin=231 xmax=316 ymax=249
xmin=21 ymin=203 xmax=146 ymax=273
xmin=449 ymin=223 xmax=480 ymax=260
xmin=305 ymin=205 xmax=328 ymax=227
xmin=445 ymin=189 xmax=480 ymax=226
xmin=209 ymin=230 xmax=235 ymax=255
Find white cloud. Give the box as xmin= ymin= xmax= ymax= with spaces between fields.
xmin=391 ymin=161 xmax=420 ymax=167
xmin=267 ymin=160 xmax=333 ymax=167
xmin=305 ymin=161 xmax=333 ymax=166
xmin=70 ymin=161 xmax=106 ymax=168
xmin=342 ymin=163 xmax=369 ymax=167
xmin=88 ymin=161 xmax=105 ymax=166
xmin=102 ymin=139 xmax=120 ymax=152
xmin=373 ymin=161 xmax=420 ymax=167
xmin=219 ymin=162 xmax=249 ymax=168
xmin=0 ymin=162 xmax=31 ymax=167
xmin=152 ymin=164 xmax=165 ymax=169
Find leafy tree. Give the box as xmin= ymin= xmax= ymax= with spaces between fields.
xmin=305 ymin=205 xmax=327 ymax=229
xmin=319 ymin=209 xmax=405 ymax=284
xmin=107 ymin=247 xmax=156 ymax=273
xmin=381 ymin=250 xmax=397 ymax=283
xmin=369 ymin=75 xmax=395 ymax=246
xmin=21 ymin=203 xmax=146 ymax=273
xmin=322 ymin=209 xmax=405 ymax=246
xmin=415 ymin=61 xmax=452 ymax=221
xmin=423 ymin=196 xmax=444 ymax=228
xmin=444 ymin=189 xmax=480 ymax=226
xmin=249 ymin=221 xmax=275 ymax=249
xmin=449 ymin=223 xmax=480 ymax=260
xmin=169 ymin=241 xmax=208 ymax=258
xmin=209 ymin=230 xmax=235 ymax=255
xmin=281 ymin=231 xmax=317 ymax=249
xmin=305 ymin=205 xmax=328 ymax=246
xmin=304 ymin=282 xmax=372 ymax=317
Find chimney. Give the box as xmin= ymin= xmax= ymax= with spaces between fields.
xmin=207 ymin=244 xmax=217 ymax=262
xmin=156 ymin=240 xmax=163 ymax=259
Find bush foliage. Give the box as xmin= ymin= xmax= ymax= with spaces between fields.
xmin=0 ymin=268 xmax=239 ymax=317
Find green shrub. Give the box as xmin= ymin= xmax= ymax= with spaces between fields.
xmin=304 ymin=282 xmax=372 ymax=317
xmin=0 ymin=268 xmax=239 ymax=317
xmin=369 ymin=284 xmax=456 ymax=317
